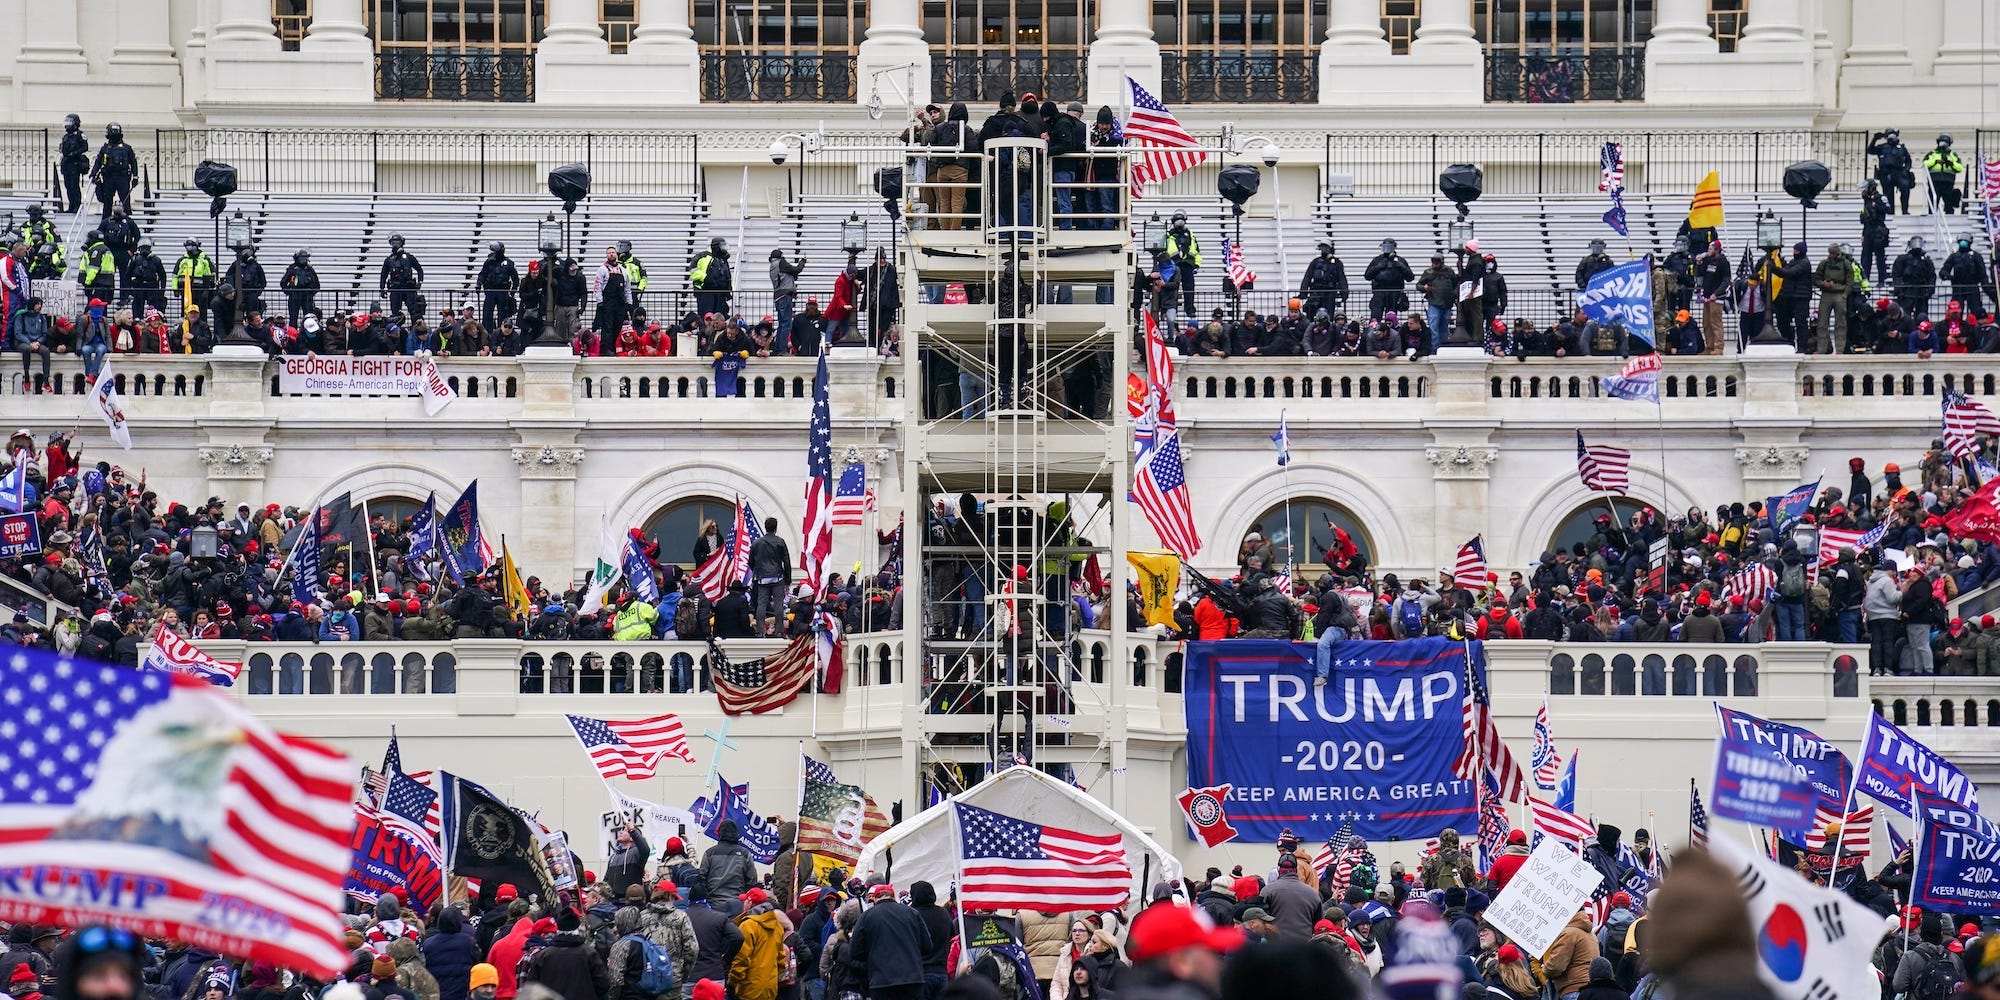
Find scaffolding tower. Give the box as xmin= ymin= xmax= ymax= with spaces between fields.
xmin=897 ymin=135 xmax=1139 ymax=813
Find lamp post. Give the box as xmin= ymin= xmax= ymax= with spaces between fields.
xmin=191 ymin=524 xmax=217 ymax=559
xmin=531 ymin=213 xmax=567 ymax=346
xmin=1142 ymin=212 xmax=1166 ymax=257
xmin=1750 ymin=209 xmax=1789 ymax=346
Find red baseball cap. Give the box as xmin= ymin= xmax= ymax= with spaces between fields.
xmin=495 ymin=884 xmax=519 ymax=901
xmin=740 ymin=887 xmax=771 ymax=908
xmin=1126 ymin=903 xmax=1245 ymax=963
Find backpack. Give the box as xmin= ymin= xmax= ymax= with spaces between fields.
xmin=1913 ymin=945 xmax=1962 ymax=1000
xmin=673 ymin=595 xmax=704 ymax=639
xmin=1779 ymin=561 xmax=1807 ymax=600
xmin=590 ymin=916 xmax=619 ymax=960
xmin=622 ymin=933 xmax=676 ymax=997
xmin=668 ymin=861 xmax=706 ymax=903
xmin=1398 ymin=598 xmax=1426 ymax=637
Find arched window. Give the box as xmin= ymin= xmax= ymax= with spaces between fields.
xmin=1547 ymin=498 xmax=1650 ymax=560
xmin=362 ymin=495 xmax=427 ymax=529
xmin=644 ymin=496 xmax=739 ymax=568
xmin=1246 ymin=499 xmax=1373 ymax=574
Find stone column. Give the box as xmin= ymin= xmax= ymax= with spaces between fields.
xmin=1648 ymin=0 xmax=1717 ymax=51
xmin=198 ymin=444 xmax=275 ymax=512
xmin=859 ymin=0 xmax=933 ymax=108
xmin=1935 ymin=0 xmax=2000 ymax=67
xmin=1394 ymin=0 xmax=1483 ymax=103
xmin=1426 ymin=443 xmax=1499 ymax=577
xmin=541 ymin=0 xmax=610 ymax=50
xmin=1086 ymin=0 xmax=1158 ymax=108
xmin=210 ymin=0 xmax=283 ymax=48
xmin=1735 ymin=444 xmax=1812 ymax=511
xmin=303 ymin=0 xmax=371 ymax=53
xmin=14 ymin=0 xmax=88 ymax=114
xmin=111 ymin=0 xmax=182 ymax=67
xmin=1324 ymin=0 xmax=1390 ymax=49
xmin=625 ymin=0 xmax=703 ymax=103
xmin=513 ymin=446 xmax=586 ymax=578
xmin=1412 ymin=0 xmax=1478 ymax=47
xmin=296 ymin=0 xmax=376 ymax=101
xmin=1738 ymin=0 xmax=1806 ymax=49
xmin=1841 ymin=0 xmax=1910 ymax=68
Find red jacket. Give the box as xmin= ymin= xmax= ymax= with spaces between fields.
xmin=488 ymin=917 xmax=537 ymax=999
xmin=1474 ymin=610 xmax=1523 ymax=640
xmin=1192 ymin=597 xmax=1235 ymax=640
xmin=1485 ymin=845 xmax=1531 ymax=891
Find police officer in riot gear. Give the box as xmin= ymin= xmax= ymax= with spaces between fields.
xmin=1925 ymin=134 xmax=1965 ymax=214
xmin=78 ymin=229 xmax=116 ymax=304
xmin=478 ymin=241 xmax=519 ymax=332
xmin=127 ymin=241 xmax=167 ymax=316
xmin=58 ymin=114 xmax=88 ymax=214
xmin=615 ymin=239 xmax=647 ymax=297
xmin=282 ymin=249 xmax=319 ymax=326
xmin=175 ymin=238 xmax=215 ymax=314
xmin=379 ymin=233 xmax=425 ymax=320
xmin=1165 ymin=211 xmax=1201 ymax=317
xmin=1867 ymin=127 xmax=1915 ymax=214
xmin=229 ymin=245 xmax=268 ymax=316
xmin=89 ymin=122 xmax=137 ymax=223
xmin=100 ymin=203 xmax=139 ymax=279
xmin=1299 ymin=240 xmax=1349 ymax=320
xmin=1575 ymin=238 xmax=1615 ymax=290
xmin=1363 ymin=238 xmax=1413 ymax=322
xmin=22 ymin=206 xmax=64 ymax=279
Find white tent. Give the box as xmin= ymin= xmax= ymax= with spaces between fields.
xmin=854 ymin=766 xmax=1183 ymax=906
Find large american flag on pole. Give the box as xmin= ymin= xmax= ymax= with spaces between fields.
xmin=1577 ymin=430 xmax=1631 ymax=493
xmin=0 ymin=650 xmax=354 ymax=975
xmin=1942 ymin=389 xmax=2000 ymax=459
xmin=1452 ymin=645 xmax=1528 ymax=803
xmin=564 ymin=713 xmax=695 ymax=780
xmin=803 ymin=348 xmax=834 ymax=598
xmin=1133 ymin=432 xmax=1201 ymax=559
xmin=1125 ymin=77 xmax=1206 ymax=199
xmin=1452 ymin=536 xmax=1488 ymax=589
xmin=954 ymin=802 xmax=1132 ymax=912
xmin=692 ymin=500 xmax=751 ymax=602
xmin=1531 ymin=795 xmax=1597 ymax=848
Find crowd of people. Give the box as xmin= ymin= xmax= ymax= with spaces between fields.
xmin=9 ymin=812 xmax=2000 ymax=1000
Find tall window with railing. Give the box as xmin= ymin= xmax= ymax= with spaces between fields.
xmin=694 ymin=0 xmax=864 ymax=101
xmin=925 ymin=0 xmax=1092 ymax=105
xmin=368 ymin=0 xmax=544 ymax=101
xmin=1153 ymin=0 xmax=1324 ymax=102
xmin=1477 ymin=0 xmax=1650 ymax=102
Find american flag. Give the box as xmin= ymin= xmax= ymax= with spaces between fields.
xmin=1532 ymin=699 xmax=1564 ymax=791
xmin=1312 ymin=817 xmax=1355 ymax=873
xmin=1598 ymin=141 xmax=1625 ymax=193
xmin=1452 ymin=536 xmax=1487 ymax=589
xmin=1577 ymin=430 xmax=1631 ymax=493
xmin=803 ymin=347 xmax=834 ymax=598
xmin=954 ymin=802 xmax=1132 ymax=912
xmin=1942 ymin=389 xmax=2000 ymax=458
xmin=693 ymin=501 xmax=751 ymax=602
xmin=1125 ymin=76 xmax=1206 ymax=199
xmin=1452 ymin=647 xmax=1529 ymax=803
xmin=1855 ymin=521 xmax=1889 ymax=552
xmin=142 ymin=621 xmax=243 ymax=686
xmin=380 ymin=768 xmax=442 ymax=857
xmin=1689 ymin=780 xmax=1710 ymax=850
xmin=1801 ymin=803 xmax=1873 ymax=858
xmin=1817 ymin=527 xmax=1865 ymax=565
xmin=564 ymin=713 xmax=695 ymax=780
xmin=1271 ymin=410 xmax=1291 ymax=467
xmin=1223 ymin=238 xmax=1257 ymax=288
xmin=1133 ymin=432 xmax=1201 ymax=559
xmin=1724 ymin=563 xmax=1777 ymax=603
xmin=1531 ymin=796 xmax=1597 ymax=848
xmin=1982 ymin=156 xmax=2000 ymax=200
xmin=1145 ymin=311 xmax=1177 ymax=434
xmin=0 ymin=652 xmax=354 ymax=975
xmin=1476 ymin=770 xmax=1511 ymax=870
xmin=802 ymin=753 xmax=839 ymax=785
xmin=710 ymin=634 xmax=817 ymax=715
xmin=815 ymin=607 xmax=844 ymax=693
xmin=831 ymin=462 xmax=875 ymax=527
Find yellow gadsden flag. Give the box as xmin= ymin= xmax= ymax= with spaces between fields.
xmin=1126 ymin=550 xmax=1182 ymax=628
xmin=502 ymin=540 xmax=533 ymax=618
xmin=1687 ymin=171 xmax=1725 ymax=230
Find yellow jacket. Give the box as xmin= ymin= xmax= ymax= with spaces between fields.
xmin=729 ymin=908 xmax=790 ymax=1000
xmin=613 ymin=600 xmax=657 ymax=641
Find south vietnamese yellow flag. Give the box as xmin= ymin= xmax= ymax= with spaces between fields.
xmin=1687 ymin=171 xmax=1724 ymax=230
xmin=1126 ymin=550 xmax=1182 ymax=628
xmin=502 ymin=540 xmax=532 ymax=618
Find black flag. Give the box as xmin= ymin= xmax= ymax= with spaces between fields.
xmin=444 ymin=775 xmax=556 ymax=908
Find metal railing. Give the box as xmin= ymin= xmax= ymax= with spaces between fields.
xmin=147 ymin=128 xmax=699 ymax=197
xmin=929 ymin=53 xmax=1086 ymax=105
xmin=1322 ymin=129 xmax=1872 ymax=196
xmin=1485 ymin=50 xmax=1645 ymax=103
xmin=700 ymin=53 xmax=857 ymax=102
xmin=1161 ymin=50 xmax=1319 ymax=104
xmin=374 ymin=50 xmax=534 ymax=103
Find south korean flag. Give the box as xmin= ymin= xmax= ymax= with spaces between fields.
xmin=1708 ymin=833 xmax=1894 ymax=1000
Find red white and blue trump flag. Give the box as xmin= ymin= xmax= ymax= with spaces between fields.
xmin=0 ymin=649 xmax=355 ymax=975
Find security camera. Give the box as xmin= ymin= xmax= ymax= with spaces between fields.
xmin=769 ymin=139 xmax=789 ymax=166
xmin=1260 ymin=142 xmax=1281 ymax=168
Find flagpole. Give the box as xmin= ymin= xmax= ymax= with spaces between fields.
xmin=1279 ymin=409 xmax=1294 ymax=584
xmin=793 ymin=740 xmax=806 ymax=906
xmin=949 ymin=800 xmax=966 ymax=945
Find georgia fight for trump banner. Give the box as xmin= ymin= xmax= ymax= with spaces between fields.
xmin=1183 ymin=637 xmax=1478 ymax=844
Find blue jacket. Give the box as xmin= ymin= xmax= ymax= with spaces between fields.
xmin=422 ymin=907 xmax=480 ymax=1000
xmin=656 ymin=590 xmax=682 ymax=636
xmin=318 ymin=609 xmax=359 ymax=641
xmin=7 ymin=309 xmax=47 ymax=349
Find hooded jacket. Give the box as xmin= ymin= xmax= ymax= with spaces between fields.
xmin=1543 ymin=913 xmax=1602 ymax=996
xmin=638 ymin=898 xmax=699 ymax=988
xmin=699 ymin=822 xmax=757 ymax=900
xmin=848 ymin=897 xmax=930 ymax=989
xmin=524 ymin=927 xmax=609 ymax=1000
xmin=685 ymin=903 xmax=743 ymax=988
xmin=727 ymin=904 xmax=791 ymax=1000
xmin=421 ymin=907 xmax=479 ymax=1000
xmin=1263 ymin=869 xmax=1321 ymax=940
xmin=489 ymin=918 xmax=537 ymax=999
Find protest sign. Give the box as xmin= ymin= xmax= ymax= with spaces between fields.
xmin=601 ymin=788 xmax=699 ymax=857
xmin=541 ymin=830 xmax=580 ymax=892
xmin=1484 ymin=839 xmax=1605 ymax=956
xmin=0 ymin=513 xmax=40 ymax=559
xmin=279 ymin=356 xmax=456 ymax=414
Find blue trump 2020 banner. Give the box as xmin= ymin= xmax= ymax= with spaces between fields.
xmin=1858 ymin=713 xmax=1979 ymax=817
xmin=1711 ymin=731 xmax=1817 ymax=830
xmin=1913 ymin=790 xmax=2000 ymax=915
xmin=1575 ymin=258 xmax=1655 ymax=347
xmin=1714 ymin=706 xmax=1851 ymax=822
xmin=1184 ymin=637 xmax=1477 ymax=844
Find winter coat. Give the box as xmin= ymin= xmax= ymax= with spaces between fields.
xmin=749 ymin=534 xmax=791 ymax=584
xmin=848 ymin=898 xmax=930 ymax=989
xmin=1486 ymin=843 xmax=1531 ymax=891
xmin=421 ymin=907 xmax=479 ymax=1000
xmin=1020 ymin=911 xmax=1085 ymax=980
xmin=728 ymin=907 xmax=790 ymax=1000
xmin=1262 ymin=872 xmax=1321 ymax=940
xmin=1864 ymin=569 xmax=1902 ymax=620
xmin=604 ymin=829 xmax=651 ymax=897
xmin=1542 ymin=914 xmax=1600 ymax=997
xmin=1677 ymin=608 xmax=1726 ymax=643
xmin=686 ymin=904 xmax=744 ymax=988
xmin=638 ymin=900 xmax=700 ymax=987
xmin=524 ymin=931 xmax=609 ymax=1000
xmin=489 ymin=918 xmax=535 ymax=999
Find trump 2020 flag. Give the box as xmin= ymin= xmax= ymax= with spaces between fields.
xmin=141 ymin=620 xmax=243 ymax=686
xmin=0 ymin=648 xmax=355 ymax=975
xmin=1855 ymin=714 xmax=1979 ymax=817
xmin=1912 ymin=790 xmax=2000 ymax=915
xmin=404 ymin=491 xmax=438 ymax=579
xmin=1575 ymin=258 xmax=1654 ymax=348
xmin=1766 ymin=479 xmax=1822 ymax=536
xmin=689 ymin=774 xmax=782 ymax=863
xmin=1707 ymin=833 xmax=1890 ymax=1000
xmin=439 ymin=482 xmax=490 ymax=585
xmin=622 ymin=533 xmax=659 ymax=603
